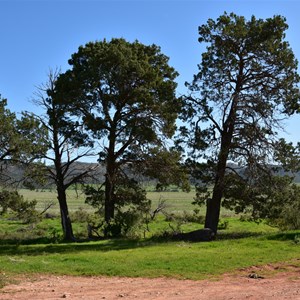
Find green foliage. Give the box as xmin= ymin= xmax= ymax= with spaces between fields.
xmin=58 ymin=38 xmax=179 ymax=139
xmin=165 ymin=210 xmax=205 ymax=224
xmin=274 ymin=138 xmax=300 ymax=173
xmin=222 ymin=173 xmax=300 ymax=230
xmin=0 ymin=190 xmax=39 ymax=223
xmin=0 ymin=96 xmax=47 ymax=164
xmin=294 ymin=235 xmax=300 ymax=244
xmin=269 ymin=185 xmax=300 ymax=230
xmin=70 ymin=207 xmax=92 ymax=223
xmin=103 ymin=210 xmax=144 ymax=238
xmin=180 ymin=12 xmax=300 ymax=232
xmin=85 ymin=177 xmax=150 ymax=213
xmin=0 ymin=97 xmax=19 ymax=163
xmin=0 ymin=96 xmax=48 ymax=192
xmin=217 ymin=219 xmax=229 ymax=230
xmin=56 ymin=38 xmax=184 ymax=223
xmin=84 ymin=185 xmax=105 ymax=214
xmin=84 ymin=177 xmax=151 ymax=237
xmin=137 ymin=148 xmax=191 ymax=192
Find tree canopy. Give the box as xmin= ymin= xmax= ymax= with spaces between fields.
xmin=56 ymin=38 xmax=186 ymax=228
xmin=181 ymin=12 xmax=300 ymax=234
xmin=0 ymin=95 xmax=47 ymax=184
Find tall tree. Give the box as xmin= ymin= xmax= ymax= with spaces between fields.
xmin=56 ymin=38 xmax=184 ymax=225
xmin=182 ymin=13 xmax=300 ymax=234
xmin=33 ymin=70 xmax=98 ymax=241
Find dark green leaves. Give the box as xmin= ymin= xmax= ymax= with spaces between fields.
xmin=182 ymin=13 xmax=300 ymax=232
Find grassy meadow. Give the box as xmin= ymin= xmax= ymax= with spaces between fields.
xmin=0 ymin=188 xmax=299 ymax=287
xmin=19 ymin=188 xmax=198 ymax=214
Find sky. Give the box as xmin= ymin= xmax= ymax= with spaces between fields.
xmin=0 ymin=0 xmax=299 ymax=144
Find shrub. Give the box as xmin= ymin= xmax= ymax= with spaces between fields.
xmin=70 ymin=207 xmax=91 ymax=223
xmin=165 ymin=210 xmax=205 ymax=224
xmin=0 ymin=190 xmax=39 ymax=223
xmin=217 ymin=219 xmax=229 ymax=230
xmin=267 ymin=183 xmax=300 ymax=230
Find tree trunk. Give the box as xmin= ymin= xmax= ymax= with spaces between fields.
xmin=57 ymin=186 xmax=75 ymax=241
xmin=204 ymin=97 xmax=239 ymax=234
xmin=204 ymin=164 xmax=226 ymax=234
xmin=104 ymin=128 xmax=117 ymax=226
xmin=204 ymin=144 xmax=229 ymax=234
xmin=104 ymin=172 xmax=115 ymax=223
xmin=51 ymin=117 xmax=75 ymax=241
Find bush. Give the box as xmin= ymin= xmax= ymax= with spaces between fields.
xmin=0 ymin=190 xmax=39 ymax=223
xmin=267 ymin=183 xmax=300 ymax=230
xmin=165 ymin=210 xmax=205 ymax=224
xmin=271 ymin=202 xmax=300 ymax=230
xmin=217 ymin=219 xmax=229 ymax=230
xmin=70 ymin=207 xmax=91 ymax=223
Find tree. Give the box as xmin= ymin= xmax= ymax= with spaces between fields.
xmin=0 ymin=95 xmax=47 ymax=225
xmin=182 ymin=13 xmax=300 ymax=234
xmin=0 ymin=95 xmax=47 ymax=184
xmin=0 ymin=96 xmax=17 ymax=165
xmin=32 ymin=70 xmax=98 ymax=241
xmin=56 ymin=38 xmax=185 ymax=226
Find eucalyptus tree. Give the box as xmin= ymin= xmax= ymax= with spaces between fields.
xmin=56 ymin=38 xmax=185 ymax=225
xmin=33 ymin=70 xmax=97 ymax=241
xmin=182 ymin=13 xmax=300 ymax=234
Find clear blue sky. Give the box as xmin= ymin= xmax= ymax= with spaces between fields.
xmin=0 ymin=0 xmax=299 ymax=143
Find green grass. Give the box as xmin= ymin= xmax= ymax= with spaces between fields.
xmin=1 ymin=211 xmax=297 ymax=281
xmin=1 ymin=188 xmax=298 ymax=284
xmin=19 ymin=188 xmax=235 ymax=217
xmin=0 ymin=232 xmax=299 ymax=280
xmin=19 ymin=189 xmax=92 ymax=213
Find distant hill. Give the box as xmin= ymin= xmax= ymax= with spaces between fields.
xmin=0 ymin=161 xmax=106 ymax=188
xmin=1 ymin=160 xmax=300 ymax=188
xmin=227 ymin=162 xmax=300 ymax=183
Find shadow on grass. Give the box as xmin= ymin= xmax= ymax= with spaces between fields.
xmin=266 ymin=231 xmax=300 ymax=241
xmin=1 ymin=230 xmax=299 ymax=257
xmin=0 ymin=238 xmax=156 ymax=256
xmin=216 ymin=231 xmax=264 ymax=240
xmin=217 ymin=230 xmax=300 ymax=241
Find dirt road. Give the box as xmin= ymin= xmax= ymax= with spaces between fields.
xmin=1 ymin=265 xmax=300 ymax=299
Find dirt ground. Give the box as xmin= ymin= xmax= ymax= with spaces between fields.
xmin=1 ymin=264 xmax=300 ymax=300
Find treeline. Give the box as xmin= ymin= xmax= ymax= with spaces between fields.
xmin=1 ymin=12 xmax=300 ymax=241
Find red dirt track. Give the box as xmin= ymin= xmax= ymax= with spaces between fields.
xmin=1 ymin=265 xmax=300 ymax=299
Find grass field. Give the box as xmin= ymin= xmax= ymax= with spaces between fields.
xmin=0 ymin=188 xmax=299 ymax=287
xmin=0 ymin=230 xmax=299 ymax=281
xmin=19 ymin=188 xmax=232 ymax=216
xmin=19 ymin=188 xmax=199 ymax=213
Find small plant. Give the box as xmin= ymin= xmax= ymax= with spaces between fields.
xmin=218 ymin=219 xmax=229 ymax=230
xmin=294 ymin=235 xmax=300 ymax=245
xmin=49 ymin=227 xmax=62 ymax=243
